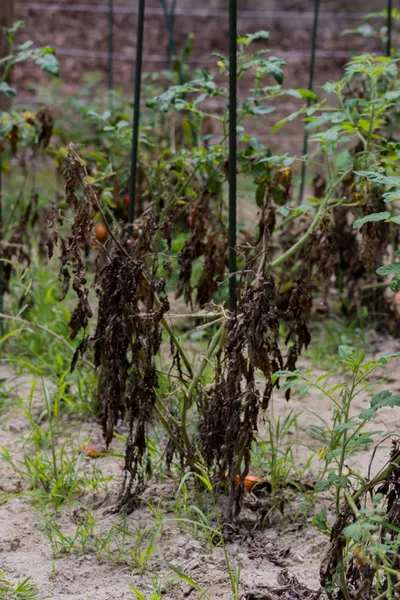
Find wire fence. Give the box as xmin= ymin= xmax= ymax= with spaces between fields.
xmin=10 ymin=0 xmax=398 ymax=309
xmin=14 ymin=3 xmax=391 ymax=20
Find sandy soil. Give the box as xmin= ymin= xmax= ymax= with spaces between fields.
xmin=1 ymin=331 xmax=400 ymax=600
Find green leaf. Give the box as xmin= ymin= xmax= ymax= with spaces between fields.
xmin=323 ymin=81 xmax=339 ymax=94
xmin=166 ymin=563 xmax=202 ymax=590
xmin=335 ymin=476 xmax=350 ymax=488
xmin=338 ymin=345 xmax=355 ymax=361
xmin=312 ymin=508 xmax=330 ymax=535
xmin=353 ymin=211 xmax=391 ymax=228
xmin=298 ymin=202 xmax=315 ymax=212
xmin=381 ymin=351 xmax=400 ymax=360
xmin=255 ymin=182 xmax=266 ymax=207
xmin=344 ymin=522 xmax=362 ymax=542
xmin=311 ymin=126 xmax=343 ymax=143
xmin=130 ymin=586 xmax=146 ymax=600
xmin=314 ymin=479 xmax=334 ymax=491
xmin=280 ymin=377 xmax=300 ymax=391
xmin=0 ymin=328 xmax=26 ymax=344
xmin=355 ymin=170 xmax=400 ymax=187
xmin=0 ymin=82 xmax=17 ymax=97
xmin=251 ymin=105 xmax=276 ymax=115
xmin=333 ymin=421 xmax=358 ymax=433
xmin=18 ymin=40 xmax=34 ymax=50
xmin=277 ymin=205 xmax=289 ymax=217
xmin=286 ymin=88 xmax=318 ymax=102
xmin=342 ymin=24 xmax=375 ymax=38
xmin=238 ymin=30 xmax=270 ymax=46
xmin=40 ymin=45 xmax=56 ymax=55
xmin=338 ymin=346 xmax=364 ymax=371
xmin=35 ymin=52 xmax=59 ymax=76
xmin=354 ymin=170 xmax=387 ymax=185
xmin=359 ymin=390 xmax=400 ymax=420
xmin=4 ymin=21 xmax=26 ymax=42
xmin=262 ymin=60 xmax=284 ymax=85
xmin=192 ymin=473 xmax=212 ymax=492
xmin=385 ymin=90 xmax=400 ymax=101
xmin=376 ymin=263 xmax=400 ymax=276
xmin=258 ymin=154 xmax=295 ymax=166
xmin=384 ymin=189 xmax=400 ymax=202
xmin=271 ymin=369 xmax=299 ymax=385
xmin=271 ymin=109 xmax=303 ymax=133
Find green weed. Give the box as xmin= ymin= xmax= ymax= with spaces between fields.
xmin=0 ymin=572 xmax=38 ymax=600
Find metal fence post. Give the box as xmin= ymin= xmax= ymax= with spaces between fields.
xmin=387 ymin=0 xmax=393 ymax=57
xmin=228 ymin=0 xmax=237 ymax=311
xmin=298 ymin=0 xmax=320 ymax=204
xmin=128 ymin=0 xmax=146 ymax=232
xmin=159 ymin=0 xmax=178 ymax=64
xmin=108 ymin=0 xmax=114 ymax=92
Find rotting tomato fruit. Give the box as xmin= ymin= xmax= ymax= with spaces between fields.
xmin=95 ymin=221 xmax=108 ymax=243
xmin=234 ymin=474 xmax=261 ymax=492
xmin=81 ymin=444 xmax=106 ymax=458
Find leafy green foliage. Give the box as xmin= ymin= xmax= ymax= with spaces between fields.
xmin=0 ymin=22 xmax=59 ymax=98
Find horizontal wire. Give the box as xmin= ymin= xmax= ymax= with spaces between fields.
xmin=16 ymin=2 xmax=386 ymax=20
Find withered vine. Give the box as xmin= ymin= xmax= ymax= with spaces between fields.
xmin=46 ymin=44 xmax=400 ymax=522
xmin=48 ymin=137 xmax=337 ymax=517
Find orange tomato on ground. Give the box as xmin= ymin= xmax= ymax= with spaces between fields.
xmin=234 ymin=474 xmax=261 ymax=492
xmin=95 ymin=221 xmax=108 ymax=243
xmin=81 ymin=444 xmax=106 ymax=459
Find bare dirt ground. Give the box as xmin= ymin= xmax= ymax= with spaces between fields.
xmin=1 ymin=330 xmax=400 ymax=600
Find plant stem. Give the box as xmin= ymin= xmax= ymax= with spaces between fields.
xmin=352 ymin=453 xmax=400 ymax=505
xmin=153 ymin=295 xmax=193 ymax=378
xmin=181 ymin=324 xmax=225 ymax=452
xmin=366 ymin=79 xmax=377 ymax=154
xmin=271 ymin=167 xmax=352 ymax=269
xmin=336 ymin=375 xmax=357 ymax=513
xmin=154 ymin=395 xmax=186 ymax=457
xmin=160 ymin=316 xmax=193 ymax=378
xmin=338 ymin=547 xmax=352 ymax=600
xmin=375 ymin=582 xmax=400 ymax=600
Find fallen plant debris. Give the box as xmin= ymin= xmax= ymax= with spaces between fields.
xmin=81 ymin=444 xmax=107 ymax=459
xmin=243 ymin=569 xmax=321 ymax=600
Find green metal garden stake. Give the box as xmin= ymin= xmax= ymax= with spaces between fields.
xmin=159 ymin=0 xmax=178 ymax=65
xmin=387 ymin=0 xmax=393 ymax=57
xmin=228 ymin=0 xmax=237 ymax=311
xmin=128 ymin=0 xmax=146 ymax=233
xmin=108 ymin=0 xmax=114 ymax=92
xmin=298 ymin=0 xmax=320 ymax=205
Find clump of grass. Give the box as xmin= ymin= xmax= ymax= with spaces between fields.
xmin=0 ymin=572 xmax=38 ymax=600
